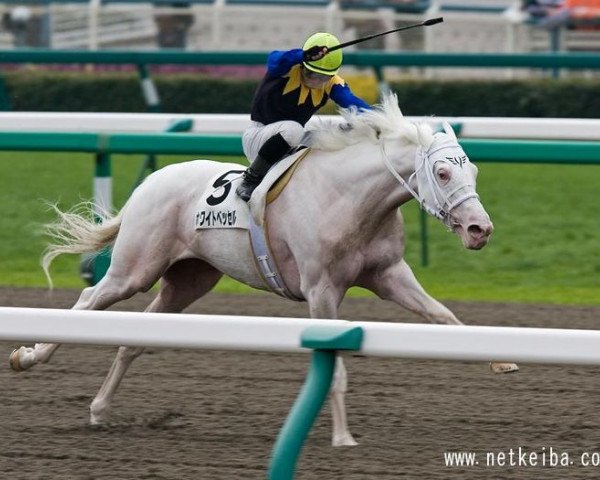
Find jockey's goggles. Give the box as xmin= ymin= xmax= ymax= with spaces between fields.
xmin=301 ymin=67 xmax=332 ymax=82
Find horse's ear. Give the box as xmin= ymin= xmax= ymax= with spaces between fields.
xmin=442 ymin=121 xmax=458 ymax=141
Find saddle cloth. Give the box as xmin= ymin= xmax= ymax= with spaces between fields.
xmin=195 ymin=149 xmax=308 ymax=231
xmin=195 ymin=149 xmax=310 ymax=300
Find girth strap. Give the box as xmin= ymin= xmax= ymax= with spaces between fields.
xmin=248 ymin=215 xmax=303 ymax=301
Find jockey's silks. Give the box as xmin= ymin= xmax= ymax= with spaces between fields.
xmin=251 ymin=49 xmax=371 ymax=127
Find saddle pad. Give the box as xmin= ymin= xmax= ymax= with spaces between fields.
xmin=196 ymin=149 xmax=310 ymax=231
xmin=195 ymin=167 xmax=248 ymax=230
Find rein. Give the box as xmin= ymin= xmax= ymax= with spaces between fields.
xmin=379 ymin=137 xmax=479 ymax=228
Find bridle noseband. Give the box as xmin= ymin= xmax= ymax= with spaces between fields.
xmin=380 ymin=135 xmax=479 ymax=228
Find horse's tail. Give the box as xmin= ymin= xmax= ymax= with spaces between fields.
xmin=41 ymin=202 xmax=124 ymax=288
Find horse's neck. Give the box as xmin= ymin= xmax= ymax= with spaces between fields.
xmin=321 ymin=139 xmax=417 ymax=209
xmin=296 ymin=139 xmax=417 ymax=231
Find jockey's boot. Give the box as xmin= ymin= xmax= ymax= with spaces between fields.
xmin=235 ymin=156 xmax=271 ymax=202
xmin=236 ymin=133 xmax=291 ymax=202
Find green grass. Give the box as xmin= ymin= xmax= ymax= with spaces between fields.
xmin=0 ymin=152 xmax=598 ymax=305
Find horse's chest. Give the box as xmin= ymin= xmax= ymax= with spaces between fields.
xmin=326 ymin=236 xmax=371 ymax=272
xmin=328 ymin=227 xmax=404 ymax=272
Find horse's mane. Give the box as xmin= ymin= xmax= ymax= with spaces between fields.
xmin=307 ymin=92 xmax=434 ymax=152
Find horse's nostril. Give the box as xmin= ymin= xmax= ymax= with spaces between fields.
xmin=467 ymin=225 xmax=483 ymax=236
xmin=468 ymin=224 xmax=492 ymax=237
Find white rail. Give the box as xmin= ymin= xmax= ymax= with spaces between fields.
xmin=1 ymin=112 xmax=599 ymax=140
xmin=3 ymin=307 xmax=600 ymax=365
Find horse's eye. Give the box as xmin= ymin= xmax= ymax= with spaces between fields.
xmin=437 ymin=169 xmax=450 ymax=183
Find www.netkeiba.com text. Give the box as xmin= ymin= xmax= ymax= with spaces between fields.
xmin=444 ymin=447 xmax=600 ymax=468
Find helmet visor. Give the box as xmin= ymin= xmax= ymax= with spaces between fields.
xmin=302 ymin=67 xmax=331 ymax=82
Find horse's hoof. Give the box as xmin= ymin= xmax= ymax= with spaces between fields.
xmin=89 ymin=401 xmax=109 ymax=426
xmin=89 ymin=415 xmax=104 ymax=426
xmin=332 ymin=434 xmax=359 ymax=447
xmin=9 ymin=347 xmax=37 ymax=372
xmin=490 ymin=362 xmax=519 ymax=374
xmin=9 ymin=348 xmax=24 ymax=372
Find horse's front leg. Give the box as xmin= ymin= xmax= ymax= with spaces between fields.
xmin=363 ymin=259 xmax=518 ymax=374
xmin=303 ymin=278 xmax=358 ymax=447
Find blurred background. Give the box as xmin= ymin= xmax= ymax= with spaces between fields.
xmin=0 ymin=0 xmax=599 ymax=111
xmin=0 ymin=0 xmax=598 ymax=55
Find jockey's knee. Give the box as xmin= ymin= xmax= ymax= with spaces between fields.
xmin=258 ymin=132 xmax=294 ymax=164
xmin=278 ymin=122 xmax=305 ymax=147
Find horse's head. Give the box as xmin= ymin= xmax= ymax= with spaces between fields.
xmin=413 ymin=122 xmax=493 ymax=250
xmin=307 ymin=93 xmax=493 ymax=250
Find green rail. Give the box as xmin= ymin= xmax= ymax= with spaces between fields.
xmin=0 ymin=131 xmax=242 ymax=155
xmin=0 ymin=131 xmax=598 ymax=164
xmin=0 ymin=50 xmax=599 ymax=69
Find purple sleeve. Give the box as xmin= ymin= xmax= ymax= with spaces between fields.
xmin=267 ymin=49 xmax=304 ymax=77
xmin=330 ymin=83 xmax=372 ymax=110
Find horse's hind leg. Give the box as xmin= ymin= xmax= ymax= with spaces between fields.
xmin=89 ymin=259 xmax=222 ymax=425
xmin=9 ymin=214 xmax=177 ymax=371
xmin=363 ymin=259 xmax=518 ymax=373
xmin=9 ymin=274 xmax=144 ymax=371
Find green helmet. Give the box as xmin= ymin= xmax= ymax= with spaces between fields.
xmin=302 ymin=32 xmax=343 ymax=76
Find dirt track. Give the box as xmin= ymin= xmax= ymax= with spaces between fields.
xmin=2 ymin=286 xmax=600 ymax=479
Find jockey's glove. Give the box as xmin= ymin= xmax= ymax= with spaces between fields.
xmin=303 ymin=45 xmax=328 ymax=62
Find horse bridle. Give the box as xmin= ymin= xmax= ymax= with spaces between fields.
xmin=379 ymin=136 xmax=479 ymax=228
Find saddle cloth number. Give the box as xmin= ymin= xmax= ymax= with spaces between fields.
xmin=206 ymin=170 xmax=245 ymax=206
xmin=195 ymin=169 xmax=248 ymax=230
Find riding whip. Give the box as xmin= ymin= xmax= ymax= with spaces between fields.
xmin=326 ymin=17 xmax=444 ymax=52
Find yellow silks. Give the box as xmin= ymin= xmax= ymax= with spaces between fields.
xmin=282 ymin=65 xmax=343 ymax=107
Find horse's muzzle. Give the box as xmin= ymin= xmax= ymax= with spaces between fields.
xmin=464 ymin=221 xmax=494 ymax=250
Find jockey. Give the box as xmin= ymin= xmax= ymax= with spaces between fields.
xmin=236 ymin=32 xmax=372 ymax=201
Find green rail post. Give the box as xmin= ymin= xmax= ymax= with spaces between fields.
xmin=372 ymin=65 xmax=390 ymax=98
xmin=136 ymin=64 xmax=161 ymax=113
xmin=420 ymin=208 xmax=429 ymax=267
xmin=268 ymin=325 xmax=363 ymax=480
xmin=81 ymin=151 xmax=112 ymax=285
xmin=0 ymin=75 xmax=11 ymax=111
xmin=549 ymin=27 xmax=562 ymax=79
xmin=93 ymin=152 xmax=112 ymax=284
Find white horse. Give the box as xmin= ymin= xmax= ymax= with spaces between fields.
xmin=10 ymin=94 xmax=516 ymax=447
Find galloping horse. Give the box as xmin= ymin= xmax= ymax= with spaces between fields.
xmin=10 ymin=94 xmax=516 ymax=447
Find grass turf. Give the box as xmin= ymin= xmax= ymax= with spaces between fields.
xmin=0 ymin=151 xmax=598 ymax=305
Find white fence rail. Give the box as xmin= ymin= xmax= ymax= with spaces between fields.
xmin=3 ymin=307 xmax=600 ymax=365
xmin=1 ymin=112 xmax=600 ymax=140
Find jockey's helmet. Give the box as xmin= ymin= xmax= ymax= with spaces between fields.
xmin=302 ymin=32 xmax=343 ymax=76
